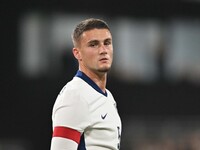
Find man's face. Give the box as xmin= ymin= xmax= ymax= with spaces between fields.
xmin=77 ymin=28 xmax=113 ymax=74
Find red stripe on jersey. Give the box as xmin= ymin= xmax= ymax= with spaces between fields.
xmin=53 ymin=126 xmax=81 ymax=144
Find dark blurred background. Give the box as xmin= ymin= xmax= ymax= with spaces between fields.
xmin=1 ymin=0 xmax=200 ymax=149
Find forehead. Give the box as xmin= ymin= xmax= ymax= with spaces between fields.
xmin=81 ymin=29 xmax=112 ymax=42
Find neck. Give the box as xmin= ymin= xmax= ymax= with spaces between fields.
xmin=79 ymin=68 xmax=107 ymax=92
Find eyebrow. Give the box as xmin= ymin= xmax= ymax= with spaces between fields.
xmin=88 ymin=40 xmax=99 ymax=44
xmin=88 ymin=38 xmax=112 ymax=44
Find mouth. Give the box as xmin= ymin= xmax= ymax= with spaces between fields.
xmin=99 ymin=58 xmax=108 ymax=61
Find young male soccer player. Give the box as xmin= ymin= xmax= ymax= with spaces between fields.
xmin=50 ymin=18 xmax=122 ymax=150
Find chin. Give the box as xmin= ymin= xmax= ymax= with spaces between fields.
xmin=98 ymin=67 xmax=110 ymax=73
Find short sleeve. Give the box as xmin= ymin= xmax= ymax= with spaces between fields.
xmin=52 ymin=89 xmax=90 ymax=133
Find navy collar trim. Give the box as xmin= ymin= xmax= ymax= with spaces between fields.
xmin=75 ymin=70 xmax=107 ymax=97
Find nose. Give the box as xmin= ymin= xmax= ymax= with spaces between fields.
xmin=99 ymin=44 xmax=107 ymax=54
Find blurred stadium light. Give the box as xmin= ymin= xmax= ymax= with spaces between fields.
xmin=18 ymin=12 xmax=200 ymax=84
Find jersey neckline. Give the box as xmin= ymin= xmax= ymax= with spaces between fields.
xmin=75 ymin=70 xmax=108 ymax=97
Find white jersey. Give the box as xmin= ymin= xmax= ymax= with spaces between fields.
xmin=51 ymin=70 xmax=122 ymax=150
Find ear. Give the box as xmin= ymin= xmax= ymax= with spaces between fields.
xmin=72 ymin=47 xmax=82 ymax=60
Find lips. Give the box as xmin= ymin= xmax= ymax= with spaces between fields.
xmin=99 ymin=58 xmax=108 ymax=61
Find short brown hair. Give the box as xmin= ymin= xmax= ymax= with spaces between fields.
xmin=72 ymin=18 xmax=110 ymax=47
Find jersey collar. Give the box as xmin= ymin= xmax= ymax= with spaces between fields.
xmin=75 ymin=70 xmax=107 ymax=97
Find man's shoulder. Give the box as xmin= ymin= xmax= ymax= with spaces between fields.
xmin=66 ymin=76 xmax=89 ymax=91
xmin=53 ymin=78 xmax=88 ymax=108
xmin=58 ymin=77 xmax=90 ymax=98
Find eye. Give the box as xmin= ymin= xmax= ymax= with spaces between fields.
xmin=104 ymin=39 xmax=112 ymax=45
xmin=89 ymin=41 xmax=99 ymax=47
xmin=89 ymin=43 xmax=97 ymax=47
xmin=105 ymin=41 xmax=111 ymax=46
